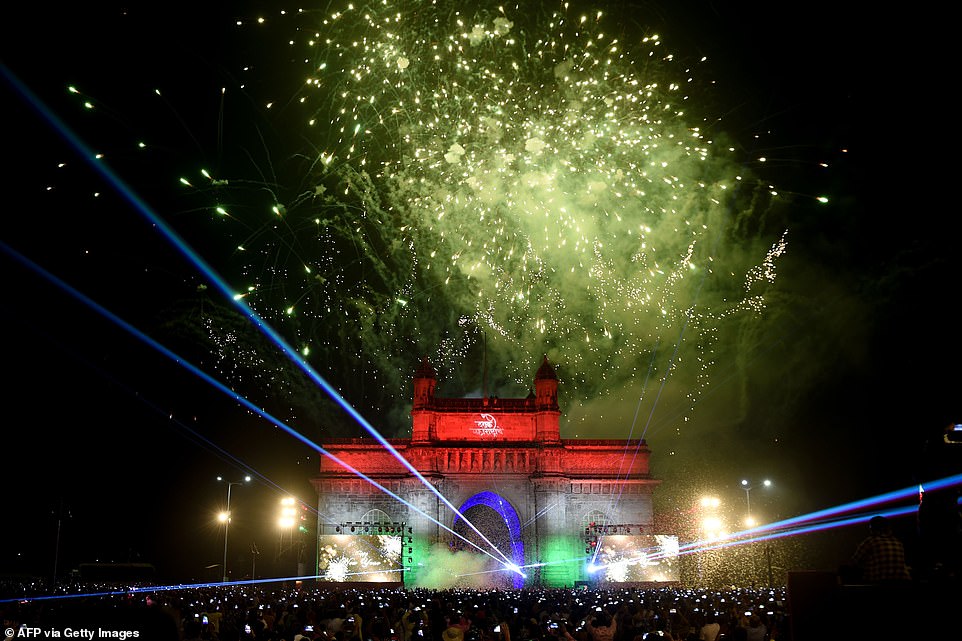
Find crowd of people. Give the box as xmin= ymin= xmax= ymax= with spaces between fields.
xmin=2 ymin=514 xmax=955 ymax=641
xmin=2 ymin=583 xmax=787 ymax=641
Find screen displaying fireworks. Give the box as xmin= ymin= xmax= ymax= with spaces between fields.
xmin=317 ymin=533 xmax=403 ymax=582
xmin=592 ymin=534 xmax=680 ymax=583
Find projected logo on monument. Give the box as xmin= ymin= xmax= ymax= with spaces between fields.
xmin=472 ymin=413 xmax=504 ymax=438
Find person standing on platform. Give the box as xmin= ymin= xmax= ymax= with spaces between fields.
xmin=849 ymin=515 xmax=911 ymax=583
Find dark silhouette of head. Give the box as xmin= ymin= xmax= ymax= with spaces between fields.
xmin=869 ymin=515 xmax=890 ymax=534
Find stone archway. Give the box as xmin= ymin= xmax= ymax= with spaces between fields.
xmin=314 ymin=357 xmax=664 ymax=587
xmin=452 ymin=491 xmax=525 ymax=588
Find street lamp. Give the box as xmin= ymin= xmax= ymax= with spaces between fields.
xmin=740 ymin=478 xmax=772 ymax=527
xmin=217 ymin=475 xmax=251 ymax=582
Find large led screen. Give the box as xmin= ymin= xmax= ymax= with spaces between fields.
xmin=591 ymin=534 xmax=679 ymax=583
xmin=317 ymin=534 xmax=403 ymax=582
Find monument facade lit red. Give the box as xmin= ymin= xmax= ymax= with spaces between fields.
xmin=312 ymin=356 xmax=672 ymax=587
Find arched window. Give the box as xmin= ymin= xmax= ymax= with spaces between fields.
xmin=361 ymin=508 xmax=392 ymax=523
xmin=582 ymin=510 xmax=610 ymax=532
xmin=360 ymin=509 xmax=395 ymax=533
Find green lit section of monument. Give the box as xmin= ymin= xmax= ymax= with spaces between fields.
xmin=536 ymin=535 xmax=583 ymax=587
xmin=403 ymin=533 xmax=427 ymax=586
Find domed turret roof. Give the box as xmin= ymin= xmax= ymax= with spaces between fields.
xmin=414 ymin=357 xmax=436 ymax=379
xmin=535 ymin=355 xmax=557 ymax=380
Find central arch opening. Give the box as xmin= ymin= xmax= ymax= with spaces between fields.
xmin=452 ymin=492 xmax=524 ymax=588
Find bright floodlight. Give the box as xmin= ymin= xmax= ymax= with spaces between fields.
xmin=218 ymin=511 xmax=230 ymax=523
xmin=700 ymin=496 xmax=721 ymax=509
xmin=279 ymin=497 xmax=297 ymax=528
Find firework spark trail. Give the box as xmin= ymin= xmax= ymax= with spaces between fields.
xmin=196 ymin=0 xmax=790 ymax=436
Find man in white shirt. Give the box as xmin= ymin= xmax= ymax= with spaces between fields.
xmin=698 ymin=616 xmax=720 ymax=641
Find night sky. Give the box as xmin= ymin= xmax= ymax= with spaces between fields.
xmin=2 ymin=1 xmax=959 ymax=585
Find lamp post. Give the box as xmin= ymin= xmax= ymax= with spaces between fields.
xmin=51 ymin=498 xmax=70 ymax=586
xmin=740 ymin=478 xmax=772 ymax=527
xmin=217 ymin=475 xmax=250 ymax=582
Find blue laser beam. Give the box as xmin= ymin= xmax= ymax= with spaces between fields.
xmin=584 ymin=476 xmax=960 ymax=574
xmin=717 ymin=473 xmax=962 ymax=546
xmin=1 ymin=63 xmax=514 ymax=570
xmin=65 ymin=355 xmax=341 ymax=526
xmin=455 ymin=563 xmax=527 ymax=579
xmin=658 ymin=503 xmax=921 ymax=562
xmin=0 ymin=574 xmax=338 ymax=605
xmin=0 ymin=240 xmax=517 ymax=572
